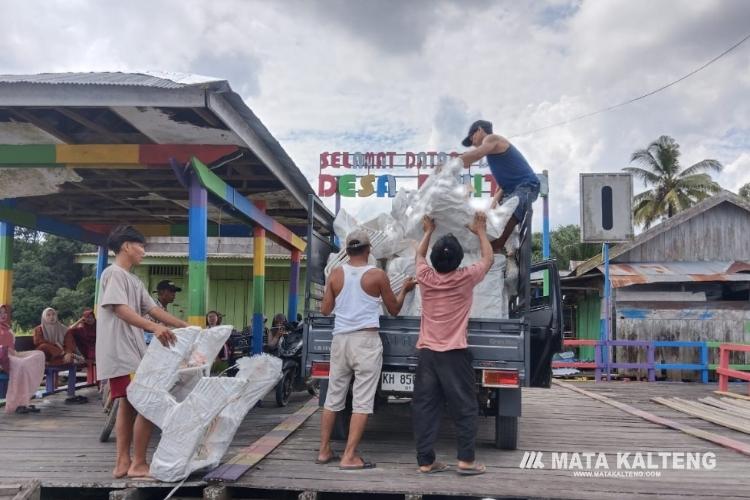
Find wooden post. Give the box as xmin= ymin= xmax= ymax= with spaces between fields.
xmin=0 ymin=221 xmax=13 ymax=307
xmin=288 ymin=249 xmax=301 ymax=322
xmin=188 ymin=173 xmax=208 ymax=327
xmin=252 ymin=201 xmax=267 ymax=354
xmin=94 ymin=245 xmax=108 ymax=315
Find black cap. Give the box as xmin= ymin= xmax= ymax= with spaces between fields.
xmin=155 ymin=280 xmax=182 ymax=293
xmin=461 ymin=119 xmax=493 ymax=147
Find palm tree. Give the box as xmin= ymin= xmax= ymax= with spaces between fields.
xmin=624 ymin=135 xmax=722 ymax=229
xmin=739 ymin=183 xmax=750 ymax=200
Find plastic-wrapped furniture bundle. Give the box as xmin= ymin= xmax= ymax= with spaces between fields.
xmin=127 ymin=326 xmax=282 ymax=482
xmin=330 ymin=158 xmax=520 ymax=319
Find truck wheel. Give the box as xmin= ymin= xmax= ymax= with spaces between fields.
xmin=495 ymin=416 xmax=518 ymax=450
xmin=331 ymin=409 xmax=351 ymax=441
xmin=331 ymin=389 xmax=353 ymax=441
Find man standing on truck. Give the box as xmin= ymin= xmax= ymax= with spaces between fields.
xmin=412 ymin=213 xmax=493 ymax=475
xmin=316 ymin=229 xmax=416 ymax=470
xmin=460 ymin=120 xmax=540 ymax=253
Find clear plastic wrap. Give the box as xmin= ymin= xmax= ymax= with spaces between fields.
xmin=327 ymin=158 xmax=518 ymax=319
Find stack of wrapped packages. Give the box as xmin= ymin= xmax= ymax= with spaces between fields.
xmin=127 ymin=325 xmax=282 ymax=482
xmin=327 ymin=157 xmax=521 ymax=320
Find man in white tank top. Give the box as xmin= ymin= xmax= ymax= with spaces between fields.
xmin=317 ymin=229 xmax=416 ymax=470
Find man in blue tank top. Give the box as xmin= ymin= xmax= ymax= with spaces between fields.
xmin=460 ymin=120 xmax=540 ymax=253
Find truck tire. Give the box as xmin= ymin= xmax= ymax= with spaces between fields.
xmin=495 ymin=415 xmax=518 ymax=450
xmin=331 ymin=409 xmax=351 ymax=441
xmin=317 ymin=379 xmax=352 ymax=440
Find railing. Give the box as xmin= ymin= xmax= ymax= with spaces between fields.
xmin=552 ymin=339 xmax=602 ymax=381
xmin=553 ymin=340 xmax=747 ymax=384
xmin=717 ymin=343 xmax=750 ymax=394
xmin=652 ymin=341 xmax=708 ymax=384
xmin=602 ymin=340 xmax=655 ymax=382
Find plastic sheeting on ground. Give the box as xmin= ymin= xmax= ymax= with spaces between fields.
xmin=329 ymin=158 xmax=519 ymax=319
xmin=127 ymin=325 xmax=282 ymax=482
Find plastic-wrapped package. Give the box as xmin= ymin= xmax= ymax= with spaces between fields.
xmin=323 ymin=157 xmax=522 ymax=320
xmin=127 ymin=326 xmax=282 ymax=482
xmin=184 ymin=355 xmax=282 ymax=474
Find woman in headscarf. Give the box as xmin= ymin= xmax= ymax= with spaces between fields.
xmin=33 ymin=307 xmax=82 ymax=365
xmin=65 ymin=308 xmax=97 ymax=361
xmin=266 ymin=313 xmax=288 ymax=352
xmin=0 ymin=305 xmax=45 ymax=414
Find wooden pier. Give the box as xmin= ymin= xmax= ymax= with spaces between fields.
xmin=1 ymin=382 xmax=749 ymax=499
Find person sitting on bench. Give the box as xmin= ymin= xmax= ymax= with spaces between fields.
xmin=0 ymin=304 xmax=45 ymax=414
xmin=33 ymin=307 xmax=88 ymax=404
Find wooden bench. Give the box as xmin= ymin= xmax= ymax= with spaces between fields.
xmin=14 ymin=336 xmax=77 ymax=396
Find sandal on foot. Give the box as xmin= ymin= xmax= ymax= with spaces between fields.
xmin=457 ymin=463 xmax=486 ymax=476
xmin=315 ymin=454 xmax=340 ymax=465
xmin=418 ymin=462 xmax=450 ymax=474
xmin=340 ymin=459 xmax=376 ymax=470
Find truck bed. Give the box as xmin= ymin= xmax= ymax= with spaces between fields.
xmin=303 ymin=314 xmax=531 ymax=386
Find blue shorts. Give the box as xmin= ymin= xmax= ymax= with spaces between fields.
xmin=504 ymin=183 xmax=540 ymax=223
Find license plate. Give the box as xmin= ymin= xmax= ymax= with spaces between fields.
xmin=381 ymin=371 xmax=414 ymax=392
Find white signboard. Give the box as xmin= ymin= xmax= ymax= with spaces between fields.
xmin=580 ymin=173 xmax=633 ymax=243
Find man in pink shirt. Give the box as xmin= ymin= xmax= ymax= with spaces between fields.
xmin=412 ymin=213 xmax=493 ymax=475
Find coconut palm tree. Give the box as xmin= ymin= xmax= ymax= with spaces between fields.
xmin=623 ymin=135 xmax=722 ymax=229
xmin=739 ymin=183 xmax=750 ymax=200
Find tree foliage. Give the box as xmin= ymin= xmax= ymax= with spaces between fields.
xmin=11 ymin=231 xmax=95 ymax=328
xmin=624 ymin=135 xmax=722 ymax=229
xmin=532 ymin=224 xmax=600 ymax=271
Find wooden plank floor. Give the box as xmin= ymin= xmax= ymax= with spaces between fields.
xmin=0 ymin=385 xmax=310 ymax=489
xmin=1 ymin=382 xmax=749 ymax=498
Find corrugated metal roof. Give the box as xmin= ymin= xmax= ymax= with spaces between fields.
xmin=0 ymin=71 xmax=224 ymax=89
xmin=597 ymin=261 xmax=750 ymax=288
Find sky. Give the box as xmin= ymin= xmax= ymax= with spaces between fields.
xmin=1 ymin=0 xmax=749 ymax=231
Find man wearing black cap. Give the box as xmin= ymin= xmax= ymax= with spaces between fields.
xmin=460 ymin=120 xmax=540 ymax=253
xmin=317 ymin=229 xmax=416 ymax=470
xmin=150 ymin=280 xmax=182 ymax=323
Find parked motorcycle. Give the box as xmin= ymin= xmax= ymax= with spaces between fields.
xmin=273 ymin=322 xmax=319 ymax=407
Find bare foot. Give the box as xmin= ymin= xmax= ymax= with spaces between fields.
xmin=112 ymin=459 xmax=131 ymax=478
xmin=63 ymin=353 xmax=74 ymax=364
xmin=126 ymin=463 xmax=150 ymax=478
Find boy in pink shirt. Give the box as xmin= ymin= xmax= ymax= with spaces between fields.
xmin=413 ymin=213 xmax=493 ymax=475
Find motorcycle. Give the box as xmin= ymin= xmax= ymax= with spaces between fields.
xmin=273 ymin=322 xmax=319 ymax=407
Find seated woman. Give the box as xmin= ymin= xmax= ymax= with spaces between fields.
xmin=0 ymin=305 xmax=45 ymax=414
xmin=34 ymin=307 xmax=82 ymax=366
xmin=265 ymin=313 xmax=288 ymax=352
xmin=65 ymin=308 xmax=97 ymax=362
xmin=33 ymin=307 xmax=87 ymax=404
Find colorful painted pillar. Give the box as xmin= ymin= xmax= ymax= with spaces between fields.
xmin=251 ymin=201 xmax=267 ymax=354
xmin=288 ymin=249 xmax=301 ymax=322
xmin=188 ymin=174 xmax=208 ymax=327
xmin=0 ymin=222 xmax=13 ymax=307
xmin=94 ymin=245 xmax=108 ymax=314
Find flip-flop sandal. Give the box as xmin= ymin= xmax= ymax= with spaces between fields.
xmin=26 ymin=405 xmax=41 ymax=413
xmin=340 ymin=459 xmax=376 ymax=470
xmin=127 ymin=475 xmax=157 ymax=482
xmin=315 ymin=454 xmax=340 ymax=465
xmin=457 ymin=463 xmax=486 ymax=476
xmin=65 ymin=395 xmax=89 ymax=404
xmin=15 ymin=406 xmax=30 ymax=414
xmin=418 ymin=462 xmax=450 ymax=474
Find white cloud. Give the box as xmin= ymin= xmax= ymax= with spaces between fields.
xmin=1 ymin=0 xmax=748 ymax=232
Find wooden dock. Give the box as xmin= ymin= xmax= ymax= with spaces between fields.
xmin=1 ymin=382 xmax=749 ymax=499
